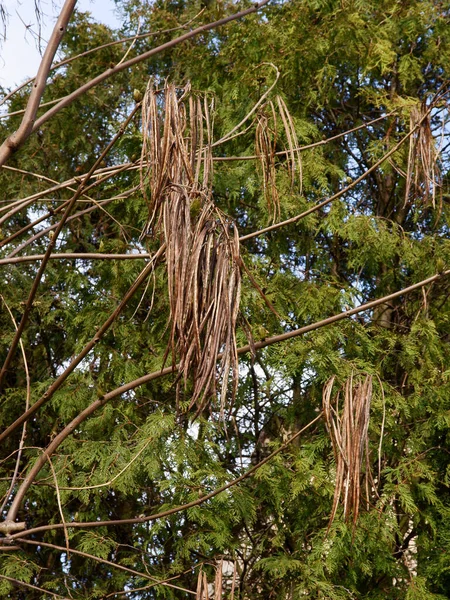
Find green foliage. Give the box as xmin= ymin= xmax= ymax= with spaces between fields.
xmin=1 ymin=0 xmax=450 ymax=598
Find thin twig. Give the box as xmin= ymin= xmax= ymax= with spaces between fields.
xmin=4 ymin=187 xmax=139 ymax=257
xmin=60 ymin=437 xmax=153 ymax=491
xmin=15 ymin=538 xmax=197 ymax=595
xmin=46 ymin=455 xmax=70 ymax=559
xmin=0 ymin=297 xmax=30 ymax=515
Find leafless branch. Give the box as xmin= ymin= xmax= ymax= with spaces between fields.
xmin=0 ymin=0 xmax=77 ymax=166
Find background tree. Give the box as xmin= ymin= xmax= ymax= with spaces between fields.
xmin=1 ymin=0 xmax=450 ymax=598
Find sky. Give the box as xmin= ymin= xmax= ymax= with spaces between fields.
xmin=0 ymin=0 xmax=121 ymax=89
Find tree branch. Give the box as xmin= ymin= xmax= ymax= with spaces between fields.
xmin=4 ymin=414 xmax=322 ymax=540
xmin=0 ymin=10 xmax=205 ymax=108
xmin=3 ymin=269 xmax=449 ymax=522
xmin=0 ymin=252 xmax=153 ymax=265
xmin=0 ymin=105 xmax=141 ymax=389
xmin=0 ymin=0 xmax=77 ymax=166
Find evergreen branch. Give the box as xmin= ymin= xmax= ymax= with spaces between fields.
xmin=2 ymin=268 xmax=449 ymax=523
xmin=26 ymin=1 xmax=271 ymax=141
xmin=0 ymin=105 xmax=141 ymax=389
xmin=46 ymin=454 xmax=70 ymax=559
xmin=59 ymin=437 xmax=154 ymax=491
xmin=0 ymin=244 xmax=165 ymax=446
xmin=3 ymin=414 xmax=322 ymax=540
xmin=0 ymin=0 xmax=77 ymax=167
xmin=14 ymin=538 xmax=197 ymax=595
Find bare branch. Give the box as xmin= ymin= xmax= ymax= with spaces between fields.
xmin=0 ymin=252 xmax=152 ymax=266
xmin=23 ymin=1 xmax=270 ymax=144
xmin=0 ymin=11 xmax=206 ymax=107
xmin=0 ymin=0 xmax=77 ymax=166
xmin=15 ymin=539 xmax=197 ymax=595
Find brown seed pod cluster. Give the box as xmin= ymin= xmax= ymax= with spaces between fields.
xmin=141 ymin=81 xmax=241 ymax=415
xmin=323 ymin=373 xmax=374 ymax=530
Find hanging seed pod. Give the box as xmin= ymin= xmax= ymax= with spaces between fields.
xmin=323 ymin=373 xmax=374 ymax=531
xmin=405 ymin=101 xmax=442 ymax=210
xmin=141 ymin=81 xmax=241 ymax=416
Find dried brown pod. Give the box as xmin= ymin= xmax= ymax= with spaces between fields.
xmin=141 ymin=81 xmax=241 ymax=416
xmin=255 ymin=96 xmax=302 ymax=222
xmin=196 ymin=568 xmax=209 ymax=600
xmin=323 ymin=373 xmax=374 ymax=531
xmin=405 ymin=101 xmax=442 ymax=210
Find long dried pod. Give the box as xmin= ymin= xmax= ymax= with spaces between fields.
xmin=182 ymin=203 xmax=241 ymax=415
xmin=405 ymin=101 xmax=442 ymax=209
xmin=323 ymin=373 xmax=373 ymax=531
xmin=214 ymin=559 xmax=223 ymax=600
xmin=196 ymin=568 xmax=209 ymax=600
xmin=255 ymin=96 xmax=303 ymax=222
xmin=276 ymin=95 xmax=302 ymax=195
xmin=255 ymin=101 xmax=279 ymax=221
xmin=140 ymin=80 xmax=212 ymax=232
xmin=141 ymin=81 xmax=240 ymax=415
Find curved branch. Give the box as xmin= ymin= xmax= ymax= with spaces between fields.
xmin=0 ymin=12 xmax=205 ymax=107
xmin=4 ymin=414 xmax=322 ymax=540
xmin=3 ymin=268 xmax=449 ymax=522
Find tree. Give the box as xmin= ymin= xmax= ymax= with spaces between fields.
xmin=0 ymin=0 xmax=450 ymax=598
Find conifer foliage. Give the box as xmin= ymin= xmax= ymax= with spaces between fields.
xmin=1 ymin=0 xmax=450 ymax=598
